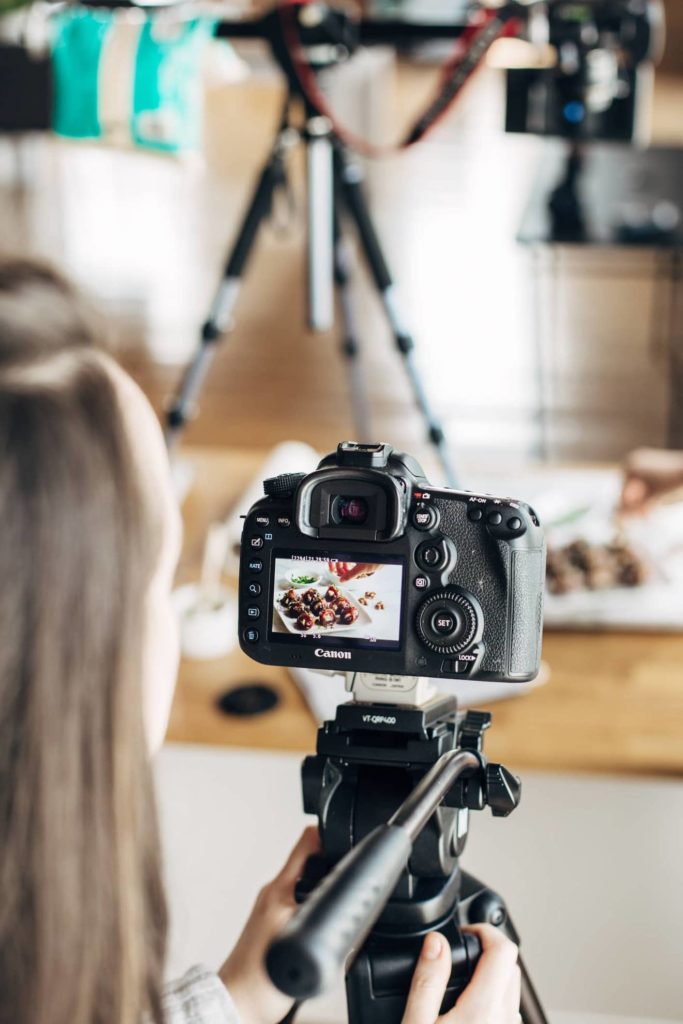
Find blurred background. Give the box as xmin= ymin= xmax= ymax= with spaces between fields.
xmin=2 ymin=3 xmax=683 ymax=1022
xmin=2 ymin=0 xmax=682 ymax=462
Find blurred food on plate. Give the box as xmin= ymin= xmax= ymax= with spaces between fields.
xmin=546 ymin=537 xmax=649 ymax=595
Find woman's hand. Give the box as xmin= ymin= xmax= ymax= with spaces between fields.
xmin=401 ymin=925 xmax=521 ymax=1024
xmin=328 ymin=560 xmax=383 ymax=583
xmin=620 ymin=447 xmax=683 ymax=515
xmin=219 ymin=827 xmax=320 ymax=1024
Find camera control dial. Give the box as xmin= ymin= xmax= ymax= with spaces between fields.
xmin=263 ymin=473 xmax=307 ymax=499
xmin=416 ymin=589 xmax=479 ymax=656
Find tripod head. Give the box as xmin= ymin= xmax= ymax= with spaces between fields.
xmin=266 ymin=674 xmax=521 ymax=1006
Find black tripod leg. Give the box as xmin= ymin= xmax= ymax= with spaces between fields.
xmin=333 ymin=146 xmax=459 ymax=487
xmin=459 ymin=871 xmax=550 ymax=1024
xmin=333 ymin=210 xmax=372 ymax=441
xmin=165 ymin=143 xmax=288 ymax=450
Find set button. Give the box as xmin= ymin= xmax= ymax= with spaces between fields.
xmin=416 ymin=589 xmax=478 ymax=655
xmin=430 ymin=608 xmax=461 ymax=637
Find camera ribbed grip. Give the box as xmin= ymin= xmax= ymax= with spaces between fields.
xmin=509 ymin=550 xmax=544 ymax=676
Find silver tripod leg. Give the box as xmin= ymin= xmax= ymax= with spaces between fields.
xmin=306 ymin=116 xmax=335 ymax=332
xmin=334 ymin=229 xmax=373 ymax=441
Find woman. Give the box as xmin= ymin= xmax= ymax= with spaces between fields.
xmin=0 ymin=259 xmax=521 ymax=1024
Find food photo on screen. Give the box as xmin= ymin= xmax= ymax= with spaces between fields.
xmin=270 ymin=553 xmax=404 ymax=649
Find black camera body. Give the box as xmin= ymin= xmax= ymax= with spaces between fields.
xmin=238 ymin=442 xmax=545 ymax=683
xmin=506 ymin=0 xmax=665 ymax=142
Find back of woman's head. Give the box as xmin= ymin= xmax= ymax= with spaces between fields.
xmin=0 ymin=260 xmax=167 ymax=1024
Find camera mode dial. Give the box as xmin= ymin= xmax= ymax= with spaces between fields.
xmin=263 ymin=473 xmax=306 ymax=499
xmin=416 ymin=589 xmax=479 ymax=656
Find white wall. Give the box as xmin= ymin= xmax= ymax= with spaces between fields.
xmin=156 ymin=744 xmax=683 ymax=1023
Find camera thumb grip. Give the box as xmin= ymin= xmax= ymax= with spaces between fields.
xmin=266 ymin=824 xmax=412 ymax=1000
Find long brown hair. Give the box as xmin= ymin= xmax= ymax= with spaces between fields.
xmin=0 ymin=261 xmax=167 ymax=1024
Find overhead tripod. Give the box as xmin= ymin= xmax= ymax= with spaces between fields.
xmin=164 ymin=5 xmax=470 ymax=486
xmin=267 ymin=672 xmax=550 ymax=1024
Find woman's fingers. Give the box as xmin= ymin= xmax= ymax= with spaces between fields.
xmin=401 ymin=933 xmax=452 ymax=1024
xmin=271 ymin=826 xmax=320 ymax=892
xmin=441 ymin=925 xmax=519 ymax=1023
xmin=342 ymin=563 xmax=381 ymax=582
xmin=620 ymin=475 xmax=650 ymax=514
xmin=503 ymin=958 xmax=522 ymax=1021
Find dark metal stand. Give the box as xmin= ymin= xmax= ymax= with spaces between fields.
xmin=293 ymin=696 xmax=550 ymax=1024
xmin=164 ymin=87 xmax=458 ymax=486
xmin=547 ymin=142 xmax=587 ymax=243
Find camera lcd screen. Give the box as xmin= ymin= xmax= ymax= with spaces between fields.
xmin=270 ymin=552 xmax=405 ymax=651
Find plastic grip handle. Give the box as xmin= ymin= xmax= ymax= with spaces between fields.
xmin=266 ymin=825 xmax=412 ymax=999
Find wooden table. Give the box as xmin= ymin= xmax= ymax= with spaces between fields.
xmin=167 ymin=447 xmax=683 ymax=777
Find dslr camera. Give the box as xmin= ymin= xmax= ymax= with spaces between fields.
xmin=239 ymin=442 xmax=545 ymax=682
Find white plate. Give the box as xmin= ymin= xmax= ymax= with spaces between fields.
xmin=273 ymin=584 xmax=373 ymax=636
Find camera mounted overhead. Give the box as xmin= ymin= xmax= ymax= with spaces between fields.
xmin=506 ymin=0 xmax=666 ymax=142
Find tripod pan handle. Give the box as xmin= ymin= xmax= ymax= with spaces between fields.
xmin=266 ymin=824 xmax=411 ymax=999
